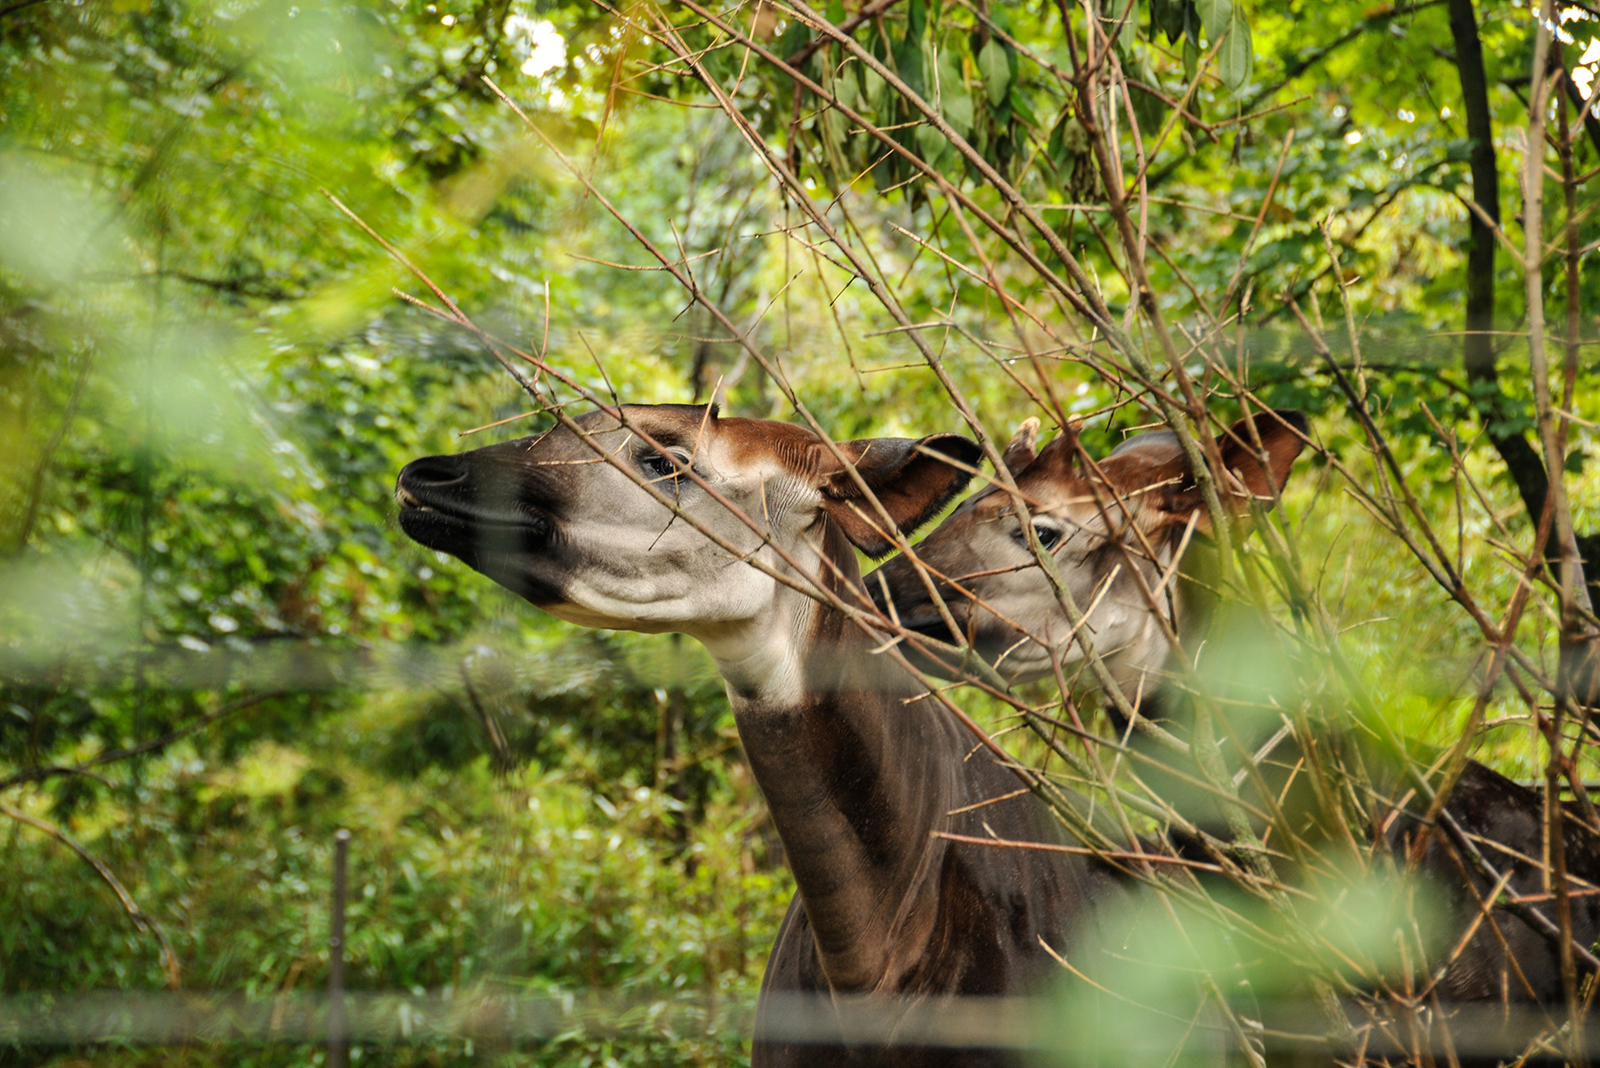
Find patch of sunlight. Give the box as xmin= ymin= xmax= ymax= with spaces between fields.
xmin=505 ymin=15 xmax=565 ymax=78
xmin=212 ymin=740 xmax=311 ymax=798
xmin=1576 ymin=36 xmax=1600 ymax=102
xmin=1576 ymin=64 xmax=1596 ymax=99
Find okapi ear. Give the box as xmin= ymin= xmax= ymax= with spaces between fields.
xmin=1215 ymin=409 xmax=1309 ymax=506
xmin=1026 ymin=421 xmax=1080 ymax=482
xmin=821 ymin=434 xmax=984 ymax=558
xmin=1139 ymin=411 xmax=1308 ymax=532
xmin=1001 ymin=418 xmax=1041 ymax=475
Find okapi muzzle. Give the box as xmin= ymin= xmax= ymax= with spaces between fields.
xmin=396 ymin=437 xmax=566 ymax=606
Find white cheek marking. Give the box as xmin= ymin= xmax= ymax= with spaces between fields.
xmin=530 ymin=443 xmax=833 ymax=710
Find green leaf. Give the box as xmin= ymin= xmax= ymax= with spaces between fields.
xmin=905 ymin=0 xmax=928 ymax=40
xmin=1130 ymin=54 xmax=1167 ymax=134
xmin=894 ymin=1 xmax=928 ymax=98
xmin=1115 ymin=0 xmax=1140 ymax=50
xmin=1048 ymin=110 xmax=1090 ymax=167
xmin=778 ymin=18 xmax=812 ymax=60
xmin=862 ymin=66 xmax=887 ymax=120
xmin=941 ymin=77 xmax=974 ymax=137
xmin=835 ymin=67 xmax=861 ymax=114
xmin=1183 ymin=34 xmax=1199 ymax=81
xmin=819 ymin=108 xmax=847 ymax=172
xmin=916 ymin=123 xmax=950 ymax=168
xmin=1216 ymin=7 xmax=1252 ymax=93
xmin=1195 ymin=0 xmax=1230 ymax=42
xmin=1153 ymin=0 xmax=1186 ymax=42
xmin=977 ymin=38 xmax=1012 ymax=107
xmin=1009 ymin=89 xmax=1039 ymax=128
xmin=825 ymin=0 xmax=846 ymax=23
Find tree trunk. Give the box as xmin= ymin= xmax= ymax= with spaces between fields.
xmin=1447 ymin=0 xmax=1552 ymax=520
xmin=1448 ymin=0 xmax=1600 ymax=594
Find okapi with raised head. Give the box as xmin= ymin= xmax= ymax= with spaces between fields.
xmin=395 ymin=404 xmax=1133 ymax=1067
xmin=869 ymin=410 xmax=1600 ymax=1020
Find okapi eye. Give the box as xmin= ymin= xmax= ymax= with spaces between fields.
xmin=1013 ymin=520 xmax=1063 ymax=552
xmin=640 ymin=451 xmax=692 ymax=484
xmin=640 ymin=453 xmax=678 ymax=481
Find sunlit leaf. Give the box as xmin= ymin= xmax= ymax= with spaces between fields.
xmin=1114 ymin=0 xmax=1140 ymax=50
xmin=1217 ymin=7 xmax=1253 ymax=93
xmin=977 ymin=37 xmax=1012 ymax=107
xmin=1195 ymin=0 xmax=1231 ymax=43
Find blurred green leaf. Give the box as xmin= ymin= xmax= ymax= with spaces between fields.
xmin=977 ymin=37 xmax=1012 ymax=107
xmin=1195 ymin=0 xmax=1230 ymax=43
xmin=1217 ymin=7 xmax=1253 ymax=93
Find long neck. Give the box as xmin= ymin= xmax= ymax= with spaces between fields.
xmin=706 ymin=523 xmax=970 ymax=992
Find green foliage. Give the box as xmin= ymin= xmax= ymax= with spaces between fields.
xmin=3 ymin=0 xmax=1600 ymax=1061
xmin=0 ymin=0 xmax=796 ymax=1062
xmin=4 ymin=725 xmax=790 ymax=1064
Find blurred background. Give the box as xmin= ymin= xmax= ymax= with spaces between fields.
xmin=2 ymin=0 xmax=1598 ymax=1062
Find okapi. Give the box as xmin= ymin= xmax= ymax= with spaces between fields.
xmin=869 ymin=410 xmax=1600 ymax=1035
xmin=395 ymin=405 xmax=1135 ymax=1067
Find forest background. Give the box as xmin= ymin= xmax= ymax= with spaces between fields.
xmin=2 ymin=0 xmax=1599 ymax=1061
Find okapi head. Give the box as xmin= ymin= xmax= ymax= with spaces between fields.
xmin=396 ymin=404 xmax=980 ymax=692
xmin=871 ymin=410 xmax=1309 ymax=689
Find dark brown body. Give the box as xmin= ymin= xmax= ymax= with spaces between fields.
xmin=1130 ymin=679 xmax=1600 ymax=1017
xmin=732 ymin=521 xmax=1133 ymax=1065
xmin=1397 ymin=761 xmax=1600 ymax=1006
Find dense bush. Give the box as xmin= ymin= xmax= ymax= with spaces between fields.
xmin=4 ymin=0 xmax=1599 ymax=1063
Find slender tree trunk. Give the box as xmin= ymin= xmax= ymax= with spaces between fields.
xmin=1447 ymin=0 xmax=1552 ymax=517
xmin=1448 ymin=0 xmax=1600 ymax=615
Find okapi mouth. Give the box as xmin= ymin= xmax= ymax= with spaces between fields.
xmin=396 ymin=497 xmax=548 ymax=551
xmin=870 ymin=570 xmax=1056 ymax=679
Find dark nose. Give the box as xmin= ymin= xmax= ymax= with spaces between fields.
xmin=868 ymin=555 xmax=961 ymax=637
xmin=398 ymin=454 xmax=469 ymax=494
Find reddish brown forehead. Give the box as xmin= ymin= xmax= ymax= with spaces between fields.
xmin=973 ymin=440 xmax=1183 ymax=516
xmin=585 ymin=407 xmax=830 ymax=478
xmin=717 ymin=417 xmax=829 ymax=474
xmin=578 ymin=404 xmax=715 ymax=443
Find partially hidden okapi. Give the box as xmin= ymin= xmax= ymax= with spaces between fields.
xmin=869 ymin=410 xmax=1600 ymax=1029
xmin=395 ymin=405 xmax=1134 ymax=1066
